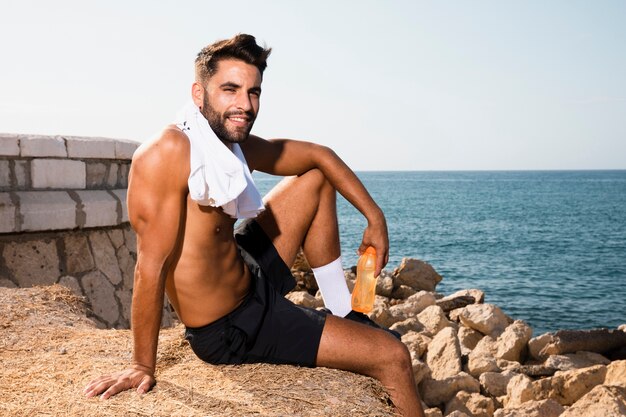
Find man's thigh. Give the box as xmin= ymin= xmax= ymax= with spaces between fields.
xmin=255 ymin=171 xmax=325 ymax=267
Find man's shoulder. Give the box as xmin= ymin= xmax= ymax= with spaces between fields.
xmin=133 ymin=125 xmax=190 ymax=166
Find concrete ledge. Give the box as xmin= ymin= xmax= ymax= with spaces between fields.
xmin=66 ymin=137 xmax=116 ymax=159
xmin=110 ymin=189 xmax=128 ymax=222
xmin=17 ymin=191 xmax=76 ymax=231
xmin=20 ymin=135 xmax=67 ymax=157
xmin=31 ymin=159 xmax=86 ymax=189
xmin=115 ymin=140 xmax=140 ymax=159
xmin=0 ymin=134 xmax=20 ymax=156
xmin=75 ymin=190 xmax=119 ymax=227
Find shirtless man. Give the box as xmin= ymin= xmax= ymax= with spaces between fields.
xmin=83 ymin=34 xmax=424 ymax=417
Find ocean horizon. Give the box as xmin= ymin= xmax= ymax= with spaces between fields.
xmin=253 ymin=169 xmax=626 ymax=336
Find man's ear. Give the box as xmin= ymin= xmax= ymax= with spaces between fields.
xmin=191 ymin=82 xmax=204 ymax=107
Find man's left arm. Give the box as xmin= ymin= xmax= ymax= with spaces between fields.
xmin=242 ymin=136 xmax=389 ymax=275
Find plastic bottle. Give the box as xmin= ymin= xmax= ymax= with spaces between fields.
xmin=351 ymin=246 xmax=378 ymax=313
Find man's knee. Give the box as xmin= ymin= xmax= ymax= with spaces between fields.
xmin=298 ymin=168 xmax=332 ymax=192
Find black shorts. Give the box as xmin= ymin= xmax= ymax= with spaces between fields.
xmin=184 ymin=219 xmax=328 ymax=367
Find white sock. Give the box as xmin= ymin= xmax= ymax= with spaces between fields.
xmin=311 ymin=257 xmax=352 ymax=317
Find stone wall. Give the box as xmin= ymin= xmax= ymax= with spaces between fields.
xmin=0 ymin=133 xmax=174 ymax=328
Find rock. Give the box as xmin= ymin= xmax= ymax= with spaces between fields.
xmin=505 ymin=374 xmax=535 ymax=407
xmin=605 ymin=360 xmax=626 ymax=387
xmin=530 ymin=329 xmax=626 ymax=360
xmin=448 ymin=308 xmax=466 ymax=323
xmin=369 ymin=296 xmax=394 ymax=327
xmin=446 ymin=411 xmax=471 ymax=417
xmin=459 ymin=326 xmax=483 ymax=356
xmin=89 ymin=231 xmax=122 ymax=286
xmin=404 ymin=290 xmax=438 ymax=313
xmin=493 ymin=399 xmax=564 ymax=417
xmin=436 ymin=295 xmax=476 ymax=312
xmin=468 ymin=336 xmax=499 ymax=377
xmin=496 ymin=359 xmax=522 ymax=373
xmin=479 ymin=371 xmax=518 ymax=398
xmin=64 ymin=234 xmax=95 ymax=274
xmin=420 ymin=372 xmax=480 ymax=406
xmin=424 ymin=407 xmax=443 ymax=417
xmin=411 ymin=356 xmax=431 ymax=385
xmin=517 ymin=364 xmax=556 ymax=378
xmin=285 ymin=291 xmax=323 ymax=309
xmin=524 ymin=365 xmax=607 ymax=405
xmin=58 ymin=275 xmax=83 ymax=296
xmin=390 ymin=284 xmax=417 ymax=299
xmin=495 ymin=320 xmax=532 ymax=362
xmin=375 ymin=275 xmax=394 ymax=297
xmin=417 ymin=305 xmax=451 ymax=336
xmin=392 ymin=258 xmax=442 ymax=292
xmin=81 ymin=270 xmax=119 ymax=326
xmin=3 ymin=240 xmax=60 ymax=287
xmin=560 ymin=384 xmax=626 ymax=417
xmin=468 ymin=354 xmax=500 ymax=378
xmin=390 ymin=317 xmax=424 ymax=336
xmin=544 ymin=351 xmax=610 ymax=372
xmin=426 ymin=327 xmax=462 ymax=380
xmin=291 ymin=250 xmax=311 ymax=272
xmin=446 ymin=289 xmax=485 ymax=304
xmin=402 ymin=331 xmax=431 ymax=359
xmin=445 ymin=391 xmax=495 ymax=417
xmin=459 ymin=304 xmax=512 ymax=337
xmin=619 ymin=324 xmax=626 ymax=332
xmin=528 ymin=333 xmax=553 ymax=360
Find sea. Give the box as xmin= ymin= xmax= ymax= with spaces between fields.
xmin=253 ymin=170 xmax=626 ymax=336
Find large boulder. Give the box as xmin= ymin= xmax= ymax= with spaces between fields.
xmin=507 ymin=364 xmax=608 ymax=407
xmin=479 ymin=370 xmax=518 ymax=398
xmin=402 ymin=331 xmax=431 ymax=359
xmin=390 ymin=317 xmax=424 ymax=336
xmin=544 ymin=351 xmax=610 ymax=372
xmin=445 ymin=391 xmax=495 ymax=417
xmin=459 ymin=304 xmax=512 ymax=337
xmin=436 ymin=295 xmax=476 ymax=312
xmin=467 ymin=336 xmax=499 ymax=377
xmin=417 ymin=305 xmax=451 ymax=336
xmin=560 ymin=384 xmax=626 ymax=417
xmin=285 ymin=291 xmax=323 ymax=309
xmin=458 ymin=326 xmax=483 ymax=356
xmin=392 ymin=258 xmax=442 ymax=292
xmin=420 ymin=372 xmax=480 ymax=406
xmin=426 ymin=327 xmax=462 ymax=380
xmin=494 ymin=399 xmax=564 ymax=417
xmin=375 ymin=274 xmax=394 ymax=297
xmin=528 ymin=329 xmax=626 ymax=360
xmin=495 ymin=320 xmax=533 ymax=362
xmin=605 ymin=360 xmax=626 ymax=387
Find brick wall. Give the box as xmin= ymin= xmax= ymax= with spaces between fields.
xmin=0 ymin=133 xmax=174 ymax=328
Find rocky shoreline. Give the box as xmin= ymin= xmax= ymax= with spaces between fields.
xmin=288 ymin=254 xmax=626 ymax=417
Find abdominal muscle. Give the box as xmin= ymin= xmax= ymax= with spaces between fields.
xmin=164 ymin=199 xmax=252 ymax=328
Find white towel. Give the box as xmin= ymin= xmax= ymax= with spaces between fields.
xmin=175 ymin=101 xmax=264 ymax=219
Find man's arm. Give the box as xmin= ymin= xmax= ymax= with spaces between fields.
xmin=83 ymin=128 xmax=189 ymax=399
xmin=242 ymin=136 xmax=389 ymax=275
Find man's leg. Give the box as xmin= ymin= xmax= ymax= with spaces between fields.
xmin=254 ymin=169 xmax=424 ymax=417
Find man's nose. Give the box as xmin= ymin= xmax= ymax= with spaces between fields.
xmin=235 ymin=91 xmax=253 ymax=112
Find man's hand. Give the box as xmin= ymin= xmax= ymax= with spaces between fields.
xmin=83 ymin=365 xmax=155 ymax=400
xmin=358 ymin=216 xmax=389 ymax=277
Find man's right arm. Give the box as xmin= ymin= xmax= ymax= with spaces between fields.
xmin=83 ymin=127 xmax=189 ymax=399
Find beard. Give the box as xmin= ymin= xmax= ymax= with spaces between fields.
xmin=201 ymin=95 xmax=256 ymax=144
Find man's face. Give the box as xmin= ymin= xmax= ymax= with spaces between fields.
xmin=200 ymin=59 xmax=262 ymax=144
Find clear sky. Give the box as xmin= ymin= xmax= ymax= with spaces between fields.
xmin=1 ymin=0 xmax=625 ymax=170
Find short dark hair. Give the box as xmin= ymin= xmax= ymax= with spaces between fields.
xmin=195 ymin=34 xmax=272 ymax=84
